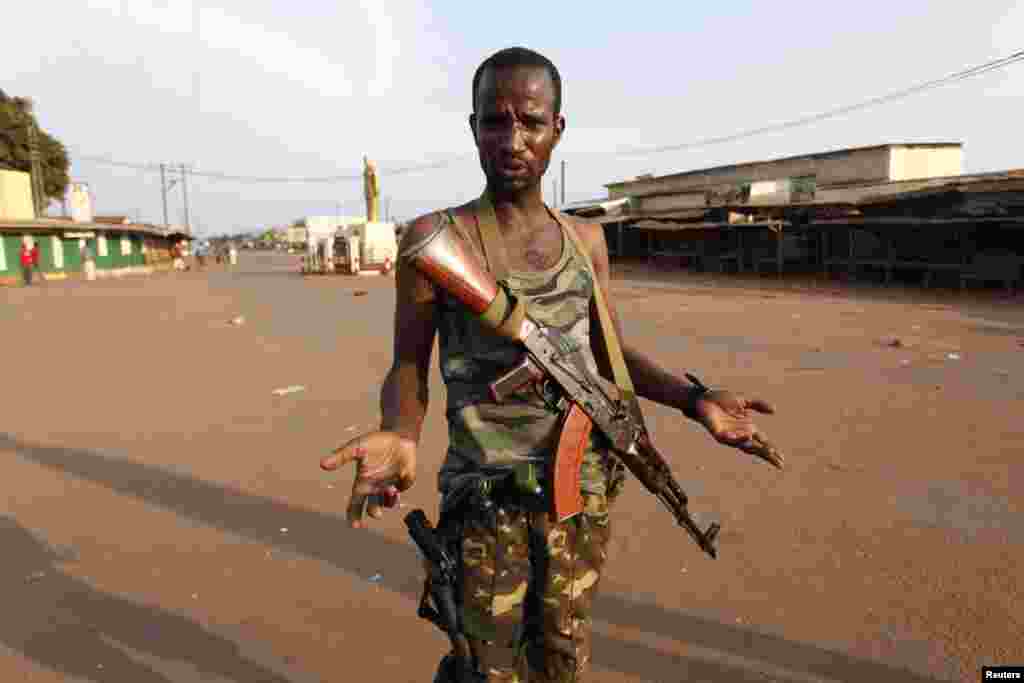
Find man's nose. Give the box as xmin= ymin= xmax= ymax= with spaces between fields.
xmin=498 ymin=123 xmax=526 ymax=153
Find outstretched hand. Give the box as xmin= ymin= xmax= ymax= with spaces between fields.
xmin=320 ymin=431 xmax=418 ymax=529
xmin=694 ymin=391 xmax=785 ymax=469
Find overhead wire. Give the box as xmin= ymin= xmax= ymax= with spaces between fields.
xmin=611 ymin=49 xmax=1024 ymax=157
xmin=69 ymin=48 xmax=1024 ymax=184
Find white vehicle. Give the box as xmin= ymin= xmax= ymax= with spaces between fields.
xmin=333 ymin=221 xmax=398 ymax=275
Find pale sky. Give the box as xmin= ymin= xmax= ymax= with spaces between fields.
xmin=6 ymin=1 xmax=1023 ymax=235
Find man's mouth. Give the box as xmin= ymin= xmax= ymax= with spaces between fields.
xmin=498 ymin=160 xmax=528 ymax=175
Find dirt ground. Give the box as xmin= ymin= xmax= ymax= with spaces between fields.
xmin=1 ymin=251 xmax=1021 ymax=683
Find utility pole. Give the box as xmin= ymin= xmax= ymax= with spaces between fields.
xmin=180 ymin=163 xmax=191 ymax=234
xmin=22 ymin=98 xmax=47 ymax=217
xmin=160 ymin=163 xmax=169 ymax=227
xmin=560 ymin=160 xmax=566 ymax=207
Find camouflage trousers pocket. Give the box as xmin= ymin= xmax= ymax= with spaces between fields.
xmin=455 ymin=494 xmax=611 ymax=682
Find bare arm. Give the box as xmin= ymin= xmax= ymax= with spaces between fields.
xmin=380 ymin=216 xmax=440 ymax=441
xmin=579 ymin=221 xmax=705 ymax=418
xmin=320 ymin=214 xmax=442 ymax=527
xmin=578 ymin=220 xmax=783 ymax=465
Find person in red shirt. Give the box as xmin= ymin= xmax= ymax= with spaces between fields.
xmin=20 ymin=242 xmax=34 ymax=286
xmin=30 ymin=242 xmax=40 ymax=273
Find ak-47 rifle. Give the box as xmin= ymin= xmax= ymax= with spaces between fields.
xmin=399 ymin=215 xmax=726 ymax=558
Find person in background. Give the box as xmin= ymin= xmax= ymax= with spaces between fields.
xmin=19 ymin=242 xmax=34 ymax=286
xmin=171 ymin=242 xmax=185 ymax=271
xmin=194 ymin=241 xmax=206 ymax=269
xmin=81 ymin=241 xmax=97 ymax=281
xmin=30 ymin=240 xmax=41 ymax=280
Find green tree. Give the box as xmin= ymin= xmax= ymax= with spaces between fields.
xmin=0 ymin=90 xmax=71 ymax=208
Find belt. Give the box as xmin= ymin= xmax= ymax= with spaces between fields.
xmin=442 ymin=462 xmax=549 ymax=521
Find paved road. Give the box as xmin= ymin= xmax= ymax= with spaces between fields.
xmin=1 ymin=251 xmax=1021 ymax=682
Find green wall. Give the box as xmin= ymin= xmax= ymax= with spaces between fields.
xmin=62 ymin=237 xmax=83 ymax=272
xmin=35 ymin=236 xmax=54 ymax=270
xmin=1 ymin=234 xmax=21 ymax=276
xmin=2 ymin=230 xmax=158 ymax=280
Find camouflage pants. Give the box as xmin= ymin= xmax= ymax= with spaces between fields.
xmin=436 ymin=492 xmax=612 ymax=683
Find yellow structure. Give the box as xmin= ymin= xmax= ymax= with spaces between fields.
xmin=364 ymin=156 xmax=380 ymax=222
xmin=0 ymin=169 xmax=36 ymax=220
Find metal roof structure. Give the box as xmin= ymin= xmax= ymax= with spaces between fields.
xmin=0 ymin=217 xmax=189 ymax=238
xmin=605 ymin=142 xmax=964 ymax=189
xmin=564 ymin=169 xmax=1024 ymax=230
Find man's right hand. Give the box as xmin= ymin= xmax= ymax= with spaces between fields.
xmin=320 ymin=431 xmax=418 ymax=529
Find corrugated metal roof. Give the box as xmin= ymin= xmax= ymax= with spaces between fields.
xmin=562 ymin=197 xmax=632 ymax=217
xmin=605 ymin=142 xmax=964 ymax=188
xmin=632 ymin=220 xmax=785 ymax=231
xmin=0 ymin=218 xmax=179 ymax=237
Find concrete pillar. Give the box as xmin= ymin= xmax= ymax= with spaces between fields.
xmin=323 ymin=237 xmax=334 ymax=273
xmin=306 ymin=240 xmax=316 ymax=273
xmin=848 ymin=228 xmax=856 ymax=281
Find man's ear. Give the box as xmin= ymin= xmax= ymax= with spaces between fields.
xmin=553 ymin=114 xmax=566 ymax=145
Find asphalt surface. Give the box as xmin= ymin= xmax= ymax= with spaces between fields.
xmin=1 ymin=251 xmax=1021 ymax=682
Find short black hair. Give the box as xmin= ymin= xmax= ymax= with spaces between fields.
xmin=472 ymin=47 xmax=562 ymax=115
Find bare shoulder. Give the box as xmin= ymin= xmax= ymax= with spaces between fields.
xmin=400 ymin=203 xmax=484 ymax=253
xmin=399 ymin=210 xmax=451 ymax=254
xmin=397 ymin=210 xmax=452 ymax=304
xmin=559 ymin=213 xmax=604 ymax=244
xmin=559 ymin=213 xmax=608 ymax=264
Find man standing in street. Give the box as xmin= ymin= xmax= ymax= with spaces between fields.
xmin=194 ymin=240 xmax=206 ymax=270
xmin=19 ymin=241 xmax=34 ymax=286
xmin=30 ymin=240 xmax=41 ymax=280
xmin=321 ymin=47 xmax=783 ymax=682
xmin=81 ymin=241 xmax=97 ymax=281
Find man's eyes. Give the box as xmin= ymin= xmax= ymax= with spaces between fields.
xmin=482 ymin=117 xmax=546 ymax=130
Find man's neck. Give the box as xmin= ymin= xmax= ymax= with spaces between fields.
xmin=486 ymin=183 xmax=550 ymax=234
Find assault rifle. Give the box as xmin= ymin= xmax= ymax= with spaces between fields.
xmin=400 ymin=216 xmax=736 ymax=558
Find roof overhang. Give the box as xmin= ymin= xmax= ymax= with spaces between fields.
xmin=561 ymin=197 xmax=633 ymax=218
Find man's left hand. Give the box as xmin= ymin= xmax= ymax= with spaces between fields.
xmin=693 ymin=391 xmax=784 ymax=469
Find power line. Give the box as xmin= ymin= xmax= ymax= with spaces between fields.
xmin=69 ymin=48 xmax=1023 ymax=183
xmin=611 ymin=48 xmax=1024 ymax=157
xmin=71 ymin=151 xmax=479 ymax=183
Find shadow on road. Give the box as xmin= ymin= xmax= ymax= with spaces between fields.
xmin=2 ymin=433 xmax=946 ymax=683
xmin=0 ymin=514 xmax=289 ymax=683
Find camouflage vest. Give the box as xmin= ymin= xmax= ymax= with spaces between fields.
xmin=435 ymin=208 xmax=618 ymax=497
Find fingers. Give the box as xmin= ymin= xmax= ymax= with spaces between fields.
xmin=742 ymin=433 xmax=785 ymax=470
xmin=348 ymin=462 xmax=391 ymax=528
xmin=347 ymin=491 xmax=368 ymax=529
xmin=716 ymin=430 xmax=748 ymax=446
xmin=348 ymin=484 xmax=401 ymax=528
xmin=320 ymin=438 xmax=367 ymax=471
xmin=365 ymin=487 xmax=401 ymax=519
xmin=713 ymin=424 xmax=785 ymax=470
xmin=744 ymin=398 xmax=776 ymax=415
xmin=380 ymin=486 xmax=400 ymax=508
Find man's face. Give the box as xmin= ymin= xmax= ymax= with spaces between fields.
xmin=470 ymin=65 xmax=564 ymax=196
